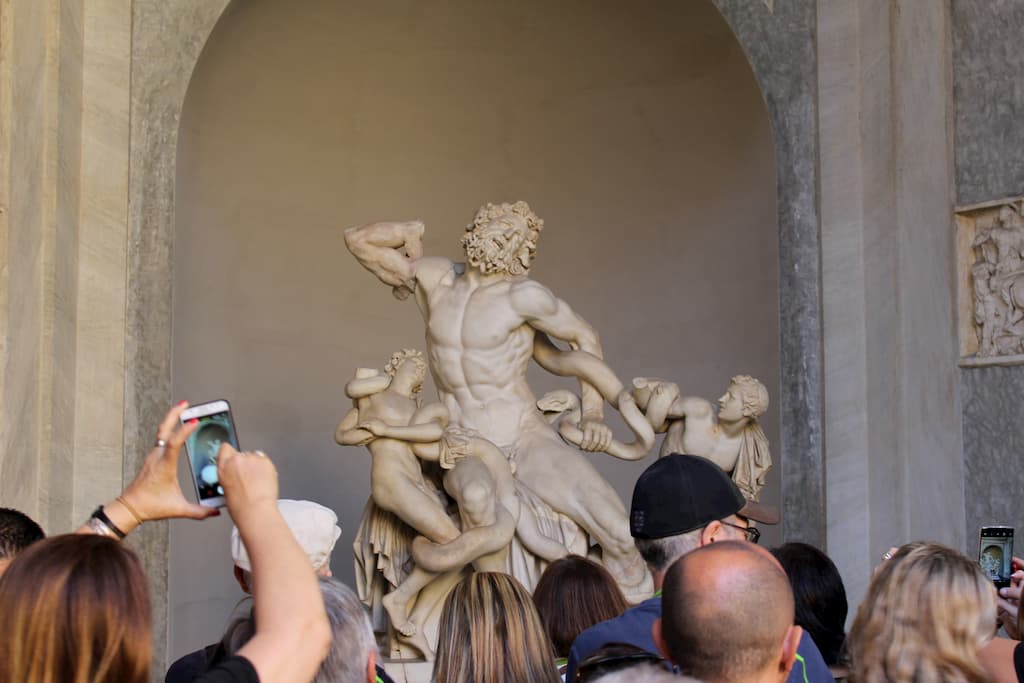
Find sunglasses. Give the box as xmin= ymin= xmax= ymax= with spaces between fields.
xmin=720 ymin=520 xmax=760 ymax=544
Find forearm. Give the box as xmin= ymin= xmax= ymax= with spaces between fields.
xmin=344 ymin=221 xmax=421 ymax=289
xmin=377 ymin=422 xmax=445 ymax=442
xmin=337 ymin=427 xmax=374 ymax=445
xmin=74 ymin=497 xmax=144 ymax=537
xmin=236 ymin=503 xmax=331 ymax=683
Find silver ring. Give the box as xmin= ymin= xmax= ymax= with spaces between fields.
xmin=154 ymin=438 xmax=167 ymax=448
xmin=254 ymin=450 xmax=267 ymax=458
xmin=883 ymin=551 xmax=893 ymax=560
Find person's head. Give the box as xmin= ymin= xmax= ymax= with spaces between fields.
xmin=221 ymin=577 xmax=377 ymax=683
xmin=384 ymin=348 xmax=427 ymax=394
xmin=231 ymin=499 xmax=341 ymax=591
xmin=997 ymin=203 xmax=1020 ymax=226
xmin=461 ymin=200 xmax=544 ymax=275
xmin=532 ymin=555 xmax=631 ymax=658
xmin=717 ymin=375 xmax=769 ymax=424
xmin=433 ymin=572 xmax=559 ymax=683
xmin=574 ymin=643 xmax=667 ymax=682
xmin=771 ymin=542 xmax=848 ymax=667
xmin=585 ymin=664 xmax=699 ymax=683
xmin=848 ymin=542 xmax=996 ymax=683
xmin=630 ymin=453 xmax=779 ymax=580
xmin=0 ymin=534 xmax=152 ymax=683
xmin=654 ymin=541 xmax=802 ymax=683
xmin=0 ymin=507 xmax=45 ymax=577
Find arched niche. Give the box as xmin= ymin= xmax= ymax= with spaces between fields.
xmin=125 ymin=0 xmax=822 ymax=667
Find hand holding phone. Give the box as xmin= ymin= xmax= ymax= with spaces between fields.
xmin=996 ymin=558 xmax=1024 ymax=638
xmin=181 ymin=399 xmax=240 ymax=508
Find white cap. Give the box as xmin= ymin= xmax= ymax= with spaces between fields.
xmin=231 ymin=499 xmax=342 ymax=573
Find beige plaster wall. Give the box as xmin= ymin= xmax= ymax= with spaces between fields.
xmin=169 ymin=0 xmax=778 ymax=659
xmin=0 ymin=0 xmax=130 ymax=532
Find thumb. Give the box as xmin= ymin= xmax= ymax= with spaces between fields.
xmin=183 ymin=504 xmax=221 ymax=520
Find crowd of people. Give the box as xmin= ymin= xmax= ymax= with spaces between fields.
xmin=2 ymin=402 xmax=1024 ymax=683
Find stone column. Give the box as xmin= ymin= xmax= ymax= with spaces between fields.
xmin=0 ymin=0 xmax=130 ymax=536
xmin=818 ymin=0 xmax=963 ymax=611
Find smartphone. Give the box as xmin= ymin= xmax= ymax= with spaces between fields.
xmin=181 ymin=399 xmax=239 ymax=508
xmin=979 ymin=525 xmax=1014 ymax=589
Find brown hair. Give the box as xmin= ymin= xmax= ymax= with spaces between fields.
xmin=433 ymin=572 xmax=559 ymax=683
xmin=532 ymin=555 xmax=630 ymax=657
xmin=848 ymin=542 xmax=995 ymax=683
xmin=0 ymin=534 xmax=152 ymax=683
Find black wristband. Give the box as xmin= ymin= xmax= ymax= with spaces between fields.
xmin=91 ymin=505 xmax=126 ymax=539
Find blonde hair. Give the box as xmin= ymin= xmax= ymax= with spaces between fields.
xmin=0 ymin=535 xmax=152 ymax=683
xmin=433 ymin=572 xmax=559 ymax=683
xmin=848 ymin=542 xmax=996 ymax=683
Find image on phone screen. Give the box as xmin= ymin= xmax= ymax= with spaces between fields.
xmin=980 ymin=526 xmax=1014 ymax=586
xmin=185 ymin=408 xmax=239 ymax=504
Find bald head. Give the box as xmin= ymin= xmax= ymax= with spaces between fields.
xmin=658 ymin=541 xmax=798 ymax=682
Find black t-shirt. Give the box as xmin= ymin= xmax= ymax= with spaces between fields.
xmin=193 ymin=655 xmax=259 ymax=683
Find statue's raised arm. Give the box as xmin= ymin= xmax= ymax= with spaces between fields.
xmin=344 ymin=220 xmax=426 ymax=299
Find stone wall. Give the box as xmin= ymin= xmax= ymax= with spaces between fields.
xmin=954 ymin=0 xmax=1024 ymax=550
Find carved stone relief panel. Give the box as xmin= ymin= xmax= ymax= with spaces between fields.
xmin=957 ymin=197 xmax=1024 ymax=365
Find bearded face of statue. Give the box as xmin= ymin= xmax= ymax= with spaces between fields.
xmin=462 ymin=214 xmax=531 ymax=275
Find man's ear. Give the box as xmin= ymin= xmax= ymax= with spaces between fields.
xmin=701 ymin=520 xmax=723 ymax=545
xmin=779 ymin=625 xmax=803 ymax=676
xmin=233 ymin=565 xmax=250 ymax=593
xmin=652 ymin=617 xmax=674 ymax=664
xmin=366 ymin=649 xmax=377 ymax=683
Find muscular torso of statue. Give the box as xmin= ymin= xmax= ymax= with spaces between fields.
xmin=360 ymin=391 xmax=433 ymax=509
xmin=421 ymin=261 xmax=543 ymax=447
xmin=664 ymin=407 xmax=743 ymax=472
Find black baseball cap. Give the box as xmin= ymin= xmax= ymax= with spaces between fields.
xmin=630 ymin=453 xmax=780 ymax=539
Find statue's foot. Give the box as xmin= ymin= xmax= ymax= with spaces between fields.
xmin=382 ymin=591 xmax=413 ymax=636
xmin=604 ymin=551 xmax=654 ymax=603
xmin=400 ymin=626 xmax=435 ymax=662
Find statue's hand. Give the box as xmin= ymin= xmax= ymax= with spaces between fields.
xmin=357 ymin=419 xmax=388 ymax=436
xmin=577 ymin=421 xmax=613 ymax=452
xmin=348 ymin=429 xmax=375 ymax=446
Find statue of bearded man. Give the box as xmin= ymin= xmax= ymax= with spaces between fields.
xmin=345 ymin=201 xmax=652 ymax=599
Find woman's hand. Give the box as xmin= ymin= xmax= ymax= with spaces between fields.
xmin=78 ymin=402 xmax=218 ymax=537
xmin=216 ymin=444 xmax=279 ymax=523
xmin=997 ymin=557 xmax=1024 ymax=638
xmin=120 ymin=401 xmax=221 ymax=522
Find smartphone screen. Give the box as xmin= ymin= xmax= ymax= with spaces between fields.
xmin=979 ymin=526 xmax=1014 ymax=588
xmin=181 ymin=400 xmax=239 ymax=508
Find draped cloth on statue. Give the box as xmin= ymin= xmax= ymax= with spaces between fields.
xmin=731 ymin=422 xmax=771 ymax=501
xmin=354 ymin=473 xmax=587 ymax=633
xmin=503 ymin=481 xmax=589 ymax=588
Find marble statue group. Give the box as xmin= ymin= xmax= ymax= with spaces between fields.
xmin=338 ymin=201 xmax=772 ymax=660
xmin=971 ymin=201 xmax=1024 ymax=357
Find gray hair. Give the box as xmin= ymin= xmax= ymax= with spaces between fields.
xmin=634 ymin=529 xmax=702 ymax=572
xmin=318 ymin=577 xmax=377 ymax=683
xmin=588 ymin=663 xmax=701 ymax=682
xmin=220 ymin=578 xmax=377 ymax=683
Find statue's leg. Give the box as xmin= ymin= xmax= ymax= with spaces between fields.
xmin=513 ymin=430 xmax=651 ymax=597
xmin=372 ymin=473 xmax=461 ymax=544
xmin=410 ymin=457 xmax=516 ymax=573
xmin=396 ymin=570 xmax=462 ymax=662
xmin=382 ymin=567 xmax=437 ymax=637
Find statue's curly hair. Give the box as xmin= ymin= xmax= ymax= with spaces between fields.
xmin=384 ymin=349 xmax=427 ymax=393
xmin=465 ymin=201 xmax=544 ymax=263
xmin=729 ymin=375 xmax=769 ymax=419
